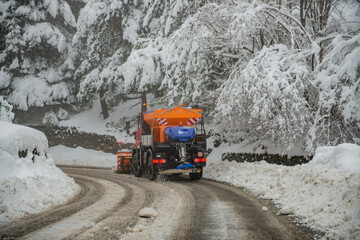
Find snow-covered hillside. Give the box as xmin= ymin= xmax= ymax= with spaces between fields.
xmin=59 ymin=96 xmax=139 ymax=142
xmin=0 ymin=121 xmax=79 ymax=225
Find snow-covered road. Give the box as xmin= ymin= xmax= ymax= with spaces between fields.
xmin=0 ymin=167 xmax=316 ymax=240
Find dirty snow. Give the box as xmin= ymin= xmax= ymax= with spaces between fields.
xmin=204 ymin=143 xmax=360 ymax=239
xmin=0 ymin=121 xmax=79 ymax=225
xmin=49 ymin=145 xmax=116 ymax=168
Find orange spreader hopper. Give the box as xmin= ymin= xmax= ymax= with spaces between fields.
xmin=143 ymin=106 xmax=203 ymax=143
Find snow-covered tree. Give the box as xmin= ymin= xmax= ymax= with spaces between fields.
xmin=214 ymin=44 xmax=315 ymax=151
xmin=157 ymin=0 xmax=314 ymax=107
xmin=0 ymin=0 xmax=77 ymax=111
xmin=211 ymin=0 xmax=359 ymax=153
xmin=75 ymin=0 xmax=205 ymax=116
xmin=307 ymin=34 xmax=360 ymax=152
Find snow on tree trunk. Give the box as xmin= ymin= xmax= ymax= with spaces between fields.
xmin=99 ymin=87 xmax=109 ymax=119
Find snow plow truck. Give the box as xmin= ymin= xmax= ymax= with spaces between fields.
xmin=128 ymin=99 xmax=207 ymax=181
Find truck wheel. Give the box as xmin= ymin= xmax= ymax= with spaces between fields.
xmin=147 ymin=150 xmax=157 ymax=181
xmin=132 ymin=152 xmax=142 ymax=177
xmin=189 ymin=172 xmax=202 ymax=180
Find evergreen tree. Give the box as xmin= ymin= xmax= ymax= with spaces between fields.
xmin=0 ymin=0 xmax=77 ymax=111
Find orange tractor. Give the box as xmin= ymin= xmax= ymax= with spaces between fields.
xmin=127 ymin=99 xmax=207 ymax=180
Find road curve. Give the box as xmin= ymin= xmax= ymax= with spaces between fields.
xmin=169 ymin=178 xmax=316 ymax=240
xmin=0 ymin=167 xmax=316 ymax=240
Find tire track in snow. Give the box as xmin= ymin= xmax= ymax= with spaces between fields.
xmin=64 ymin=168 xmax=155 ymax=239
xmin=0 ymin=176 xmax=103 ymax=239
xmin=20 ymin=174 xmax=126 ymax=240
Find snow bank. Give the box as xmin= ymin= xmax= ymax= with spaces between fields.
xmin=49 ymin=145 xmax=116 ymax=168
xmin=204 ymin=144 xmax=360 ymax=239
xmin=310 ymin=143 xmax=360 ymax=174
xmin=0 ymin=121 xmax=48 ymax=157
xmin=0 ymin=122 xmax=79 ymax=225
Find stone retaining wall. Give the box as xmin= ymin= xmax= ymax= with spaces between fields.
xmin=31 ymin=125 xmax=124 ymax=154
xmin=222 ymin=152 xmax=311 ymax=166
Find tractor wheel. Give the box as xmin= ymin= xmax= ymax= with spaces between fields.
xmin=147 ymin=149 xmax=157 ymax=181
xmin=132 ymin=151 xmax=142 ymax=177
xmin=189 ymin=172 xmax=202 ymax=180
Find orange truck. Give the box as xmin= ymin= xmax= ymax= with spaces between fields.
xmin=129 ymin=100 xmax=207 ymax=180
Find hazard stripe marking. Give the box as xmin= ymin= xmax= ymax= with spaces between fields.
xmin=186 ymin=118 xmax=200 ymax=125
xmin=156 ymin=118 xmax=168 ymax=126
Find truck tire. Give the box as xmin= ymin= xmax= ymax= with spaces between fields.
xmin=147 ymin=150 xmax=157 ymax=181
xmin=189 ymin=172 xmax=202 ymax=180
xmin=132 ymin=151 xmax=142 ymax=177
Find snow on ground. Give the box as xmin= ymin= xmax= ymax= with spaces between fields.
xmin=49 ymin=145 xmax=116 ymax=168
xmin=59 ymin=96 xmax=141 ymax=142
xmin=0 ymin=121 xmax=79 ymax=225
xmin=204 ymin=143 xmax=360 ymax=239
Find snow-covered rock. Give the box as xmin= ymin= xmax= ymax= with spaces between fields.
xmin=138 ymin=207 xmax=159 ymax=218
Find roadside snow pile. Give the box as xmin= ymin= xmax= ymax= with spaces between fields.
xmin=309 ymin=144 xmax=360 ymax=174
xmin=0 ymin=120 xmax=48 ymax=157
xmin=49 ymin=145 xmax=116 ymax=168
xmin=0 ymin=121 xmax=79 ymax=225
xmin=204 ymin=143 xmax=360 ymax=239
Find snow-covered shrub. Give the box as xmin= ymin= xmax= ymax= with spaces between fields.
xmin=57 ymin=108 xmax=69 ymax=120
xmin=42 ymin=111 xmax=59 ymax=125
xmin=0 ymin=96 xmax=14 ymax=122
xmin=215 ymin=45 xmax=314 ymax=151
xmin=307 ymin=34 xmax=360 ymax=152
